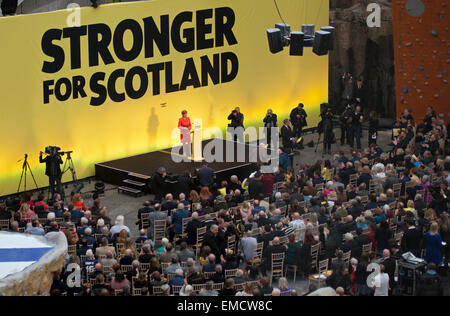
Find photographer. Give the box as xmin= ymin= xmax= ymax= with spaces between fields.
xmin=227 ymin=107 xmax=244 ymax=142
xmin=290 ymin=103 xmax=307 ymax=139
xmin=39 ymin=147 xmax=63 ymax=200
xmin=263 ymin=109 xmax=277 ymax=147
xmin=349 ymin=105 xmax=363 ymax=151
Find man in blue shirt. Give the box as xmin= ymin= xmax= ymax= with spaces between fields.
xmin=26 ymin=219 xmax=45 ymax=236
xmin=169 ymin=269 xmax=185 ymax=289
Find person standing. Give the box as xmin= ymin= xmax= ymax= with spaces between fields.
xmin=354 ymin=79 xmax=366 ymax=113
xmin=280 ymin=119 xmax=295 ymax=153
xmin=263 ymin=109 xmax=277 ymax=147
xmin=39 ymin=148 xmax=63 ymax=200
xmin=339 ymin=104 xmax=353 ymax=146
xmin=368 ymin=111 xmax=379 ymax=147
xmin=321 ymin=107 xmax=334 ymax=156
xmin=349 ymin=105 xmax=363 ymax=151
xmin=289 ymin=103 xmax=307 ymax=139
xmin=227 ymin=107 xmax=244 ymax=142
xmin=425 ymin=222 xmax=443 ymax=266
xmin=341 ymin=73 xmax=354 ymax=106
xmin=371 ymin=264 xmax=389 ymax=296
xmin=178 ymin=110 xmax=192 ymax=157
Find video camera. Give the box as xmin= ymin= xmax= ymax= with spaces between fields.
xmin=44 ymin=146 xmax=72 ymax=157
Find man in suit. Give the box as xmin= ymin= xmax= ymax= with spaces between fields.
xmin=202 ymin=224 xmax=223 ymax=263
xmin=263 ymin=109 xmax=277 ymax=147
xmin=401 ymin=220 xmax=423 ymax=257
xmin=381 ymin=249 xmax=397 ymax=292
xmin=197 ymin=162 xmax=216 ymax=187
xmin=281 ymin=119 xmax=295 ymax=153
xmin=290 ymin=103 xmax=307 ymax=138
xmin=261 ymin=237 xmax=287 ymax=276
xmin=151 ymin=167 xmax=167 ymax=201
xmin=137 ymin=201 xmax=153 ymax=229
xmin=186 ymin=212 xmax=205 ymax=245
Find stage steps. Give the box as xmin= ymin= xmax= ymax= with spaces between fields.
xmin=117 ymin=173 xmax=151 ymax=197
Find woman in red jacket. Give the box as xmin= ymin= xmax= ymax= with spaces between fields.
xmin=178 ymin=110 xmax=192 ymax=143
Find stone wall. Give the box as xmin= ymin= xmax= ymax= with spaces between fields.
xmin=329 ymin=0 xmax=396 ymax=117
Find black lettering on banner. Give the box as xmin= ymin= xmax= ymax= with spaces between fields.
xmin=200 ymin=53 xmax=220 ymax=86
xmin=72 ymin=75 xmax=87 ymax=99
xmin=164 ymin=62 xmax=179 ymax=93
xmin=143 ymin=15 xmax=170 ymax=58
xmin=43 ymin=80 xmax=54 ymax=104
xmin=215 ymin=7 xmax=238 ymax=47
xmin=125 ymin=66 xmax=148 ymax=99
xmin=179 ymin=57 xmax=201 ymax=91
xmin=221 ymin=52 xmax=239 ymax=83
xmin=62 ymin=26 xmax=87 ymax=70
xmin=55 ymin=77 xmax=72 ymax=101
xmin=113 ymin=19 xmax=143 ymax=62
xmin=41 ymin=29 xmax=64 ymax=73
xmin=89 ymin=72 xmax=107 ymax=106
xmin=88 ymin=24 xmax=115 ymax=67
xmin=107 ymin=68 xmax=126 ymax=102
xmin=147 ymin=62 xmax=164 ymax=95
xmin=171 ymin=11 xmax=195 ymax=53
xmin=196 ymin=9 xmax=214 ymax=50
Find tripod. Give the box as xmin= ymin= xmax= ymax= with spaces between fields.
xmin=17 ymin=154 xmax=39 ymax=193
xmin=314 ymin=133 xmax=322 ymax=153
xmin=62 ymin=151 xmax=77 ymax=181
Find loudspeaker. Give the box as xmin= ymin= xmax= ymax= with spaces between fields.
xmin=301 ymin=24 xmax=315 ymax=37
xmin=313 ymin=30 xmax=331 ymax=56
xmin=266 ymin=28 xmax=283 ymax=54
xmin=289 ymin=31 xmax=304 ymax=56
xmin=1 ymin=0 xmax=18 ymax=16
xmin=320 ymin=26 xmax=335 ymax=51
xmin=303 ymin=35 xmax=314 ymax=47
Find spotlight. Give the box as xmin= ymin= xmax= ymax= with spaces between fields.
xmin=1 ymin=0 xmax=18 ymax=16
xmin=90 ymin=0 xmax=99 ymax=8
xmin=266 ymin=22 xmax=335 ymax=57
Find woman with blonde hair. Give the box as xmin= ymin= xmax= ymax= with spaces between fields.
xmin=425 ymin=222 xmax=442 ymax=266
xmin=18 ymin=203 xmax=34 ymax=223
xmin=278 ymin=277 xmax=292 ymax=293
xmin=120 ymin=237 xmax=138 ymax=258
xmin=240 ymin=202 xmax=252 ymax=225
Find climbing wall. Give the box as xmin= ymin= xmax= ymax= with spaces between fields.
xmin=393 ymin=0 xmax=449 ymax=122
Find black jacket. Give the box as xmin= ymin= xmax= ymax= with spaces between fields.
xmin=228 ymin=112 xmax=244 ymax=127
xmin=263 ymin=113 xmax=277 ymax=127
xmin=281 ymin=125 xmax=294 ymax=148
xmin=186 ymin=219 xmax=205 ymax=245
xmin=401 ymin=227 xmax=423 ymax=256
xmin=151 ymin=172 xmax=166 ymax=200
xmin=248 ymin=179 xmax=265 ymax=200
xmin=39 ymin=154 xmax=63 ymax=178
xmin=290 ymin=107 xmax=307 ymax=127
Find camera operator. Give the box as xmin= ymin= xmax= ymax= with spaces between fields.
xmin=339 ymin=104 xmax=353 ymax=146
xmin=320 ymin=106 xmax=335 ymax=156
xmin=39 ymin=147 xmax=63 ymax=200
xmin=263 ymin=109 xmax=277 ymax=147
xmin=289 ymin=103 xmax=307 ymax=140
xmin=227 ymin=107 xmax=244 ymax=142
xmin=349 ymin=105 xmax=363 ymax=151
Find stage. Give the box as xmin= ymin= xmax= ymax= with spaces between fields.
xmin=95 ymin=138 xmax=267 ymax=195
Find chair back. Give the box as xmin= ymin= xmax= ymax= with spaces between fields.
xmin=196 ymin=226 xmax=207 ymax=245
xmin=153 ymin=220 xmax=166 ymax=244
xmin=224 ymin=268 xmax=238 ymax=278
xmin=141 ymin=213 xmax=150 ymax=229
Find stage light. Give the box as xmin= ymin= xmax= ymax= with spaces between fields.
xmin=266 ymin=22 xmax=335 ymax=57
xmin=90 ymin=0 xmax=99 ymax=8
xmin=1 ymin=0 xmax=18 ymax=16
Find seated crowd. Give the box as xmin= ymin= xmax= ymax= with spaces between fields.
xmin=0 ymin=108 xmax=448 ymax=296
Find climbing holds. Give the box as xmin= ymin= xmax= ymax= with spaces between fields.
xmin=432 ymin=30 xmax=439 ymax=37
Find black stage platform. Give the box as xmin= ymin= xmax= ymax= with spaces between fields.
xmin=95 ymin=138 xmax=264 ymax=194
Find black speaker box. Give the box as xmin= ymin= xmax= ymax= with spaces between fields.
xmin=313 ymin=30 xmax=331 ymax=56
xmin=266 ymin=28 xmax=283 ymax=54
xmin=1 ymin=0 xmax=18 ymax=15
xmin=289 ymin=31 xmax=304 ymax=56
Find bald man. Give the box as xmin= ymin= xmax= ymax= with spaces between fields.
xmin=262 ymin=236 xmax=287 ymax=276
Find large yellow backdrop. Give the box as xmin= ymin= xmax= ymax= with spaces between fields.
xmin=0 ymin=0 xmax=328 ymax=196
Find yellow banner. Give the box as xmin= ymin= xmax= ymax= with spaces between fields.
xmin=0 ymin=0 xmax=328 ymax=196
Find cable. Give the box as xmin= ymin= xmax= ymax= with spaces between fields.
xmin=273 ymin=0 xmax=287 ymax=26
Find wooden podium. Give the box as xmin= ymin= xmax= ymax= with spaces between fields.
xmin=191 ymin=118 xmax=204 ymax=162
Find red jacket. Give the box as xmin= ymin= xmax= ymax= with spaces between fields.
xmin=261 ymin=174 xmax=274 ymax=196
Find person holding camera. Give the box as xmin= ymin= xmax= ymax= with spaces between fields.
xmin=263 ymin=109 xmax=277 ymax=147
xmin=368 ymin=111 xmax=379 ymax=147
xmin=39 ymin=147 xmax=63 ymax=200
xmin=349 ymin=105 xmax=363 ymax=151
xmin=227 ymin=107 xmax=244 ymax=142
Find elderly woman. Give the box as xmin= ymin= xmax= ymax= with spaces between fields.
xmin=110 ymin=215 xmax=130 ymax=236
